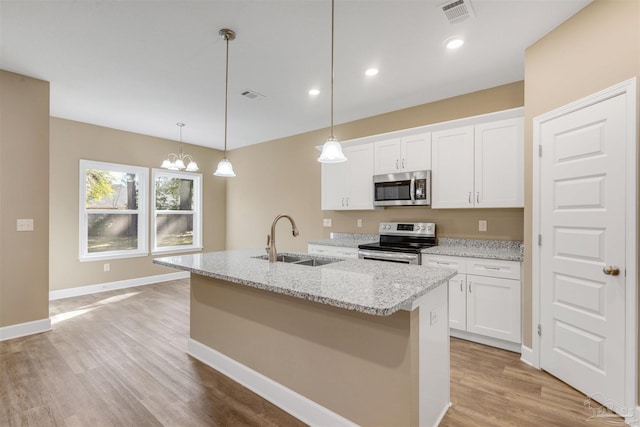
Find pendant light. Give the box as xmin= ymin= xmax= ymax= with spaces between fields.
xmin=317 ymin=0 xmax=346 ymax=163
xmin=214 ymin=28 xmax=237 ymax=177
xmin=161 ymin=123 xmax=199 ymax=172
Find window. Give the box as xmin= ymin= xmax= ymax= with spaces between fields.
xmin=79 ymin=160 xmax=148 ymax=261
xmin=152 ymin=169 xmax=202 ymax=254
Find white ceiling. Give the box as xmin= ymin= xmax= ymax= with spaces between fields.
xmin=0 ymin=0 xmax=591 ymax=150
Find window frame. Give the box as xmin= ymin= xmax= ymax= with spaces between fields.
xmin=151 ymin=168 xmax=203 ymax=255
xmin=79 ymin=160 xmax=149 ymax=262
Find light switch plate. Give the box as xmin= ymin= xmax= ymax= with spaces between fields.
xmin=323 ymin=218 xmax=332 ymax=227
xmin=357 ymin=219 xmax=363 ymax=228
xmin=478 ymin=220 xmax=487 ymax=232
xmin=17 ymin=219 xmax=34 ymax=232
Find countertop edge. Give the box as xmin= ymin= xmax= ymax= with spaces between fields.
xmin=153 ymin=257 xmax=456 ymax=316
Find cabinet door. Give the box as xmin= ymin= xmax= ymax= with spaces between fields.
xmin=373 ymin=138 xmax=400 ymax=175
xmin=345 ymin=144 xmax=374 ymax=210
xmin=474 ymin=118 xmax=524 ymax=207
xmin=321 ymin=161 xmax=348 ymax=210
xmin=431 ymin=126 xmax=474 ymax=208
xmin=466 ymin=274 xmax=521 ymax=343
xmin=401 ymin=133 xmax=431 ymax=172
xmin=448 ymin=274 xmax=467 ymax=331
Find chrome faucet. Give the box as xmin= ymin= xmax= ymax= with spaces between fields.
xmin=266 ymin=214 xmax=299 ymax=263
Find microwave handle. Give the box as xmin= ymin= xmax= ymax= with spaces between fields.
xmin=410 ymin=176 xmax=416 ymax=203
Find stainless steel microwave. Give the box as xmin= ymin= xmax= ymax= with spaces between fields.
xmin=373 ymin=170 xmax=431 ymax=207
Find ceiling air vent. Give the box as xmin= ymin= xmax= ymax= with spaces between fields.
xmin=240 ymin=89 xmax=265 ymax=100
xmin=440 ymin=0 xmax=475 ymax=24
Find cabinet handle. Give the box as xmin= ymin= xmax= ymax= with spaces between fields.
xmin=436 ymin=261 xmax=451 ymax=266
xmin=476 ymin=192 xmax=479 ymax=204
xmin=468 ymin=282 xmax=472 ymax=293
xmin=346 ymin=197 xmax=349 ymax=206
xmin=396 ymin=159 xmax=399 ymax=170
xmin=483 ymin=266 xmax=501 ymax=271
xmin=468 ymin=192 xmax=472 ymax=204
xmin=402 ymin=158 xmax=406 ymax=169
xmin=460 ymin=280 xmax=463 ymax=292
xmin=341 ymin=197 xmax=345 ymax=207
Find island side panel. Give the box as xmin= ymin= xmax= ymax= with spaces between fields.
xmin=190 ymin=274 xmax=414 ymax=426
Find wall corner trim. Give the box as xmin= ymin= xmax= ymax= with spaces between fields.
xmin=187 ymin=338 xmax=359 ymax=427
xmin=519 ymin=345 xmax=537 ymax=368
xmin=49 ymin=271 xmax=189 ymax=301
xmin=0 ymin=318 xmax=51 ymax=342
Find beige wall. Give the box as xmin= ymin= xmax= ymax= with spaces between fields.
xmin=0 ymin=70 xmax=50 ymax=328
xmin=524 ymin=0 xmax=640 ymax=349
xmin=226 ymin=81 xmax=525 ymax=252
xmin=49 ymin=118 xmax=227 ymax=292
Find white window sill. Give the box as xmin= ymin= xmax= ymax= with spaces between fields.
xmin=151 ymin=246 xmax=204 ymax=256
xmin=79 ymin=251 xmax=149 ymax=263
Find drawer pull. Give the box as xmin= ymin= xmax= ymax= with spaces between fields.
xmin=436 ymin=261 xmax=451 ymax=266
xmin=483 ymin=266 xmax=501 ymax=271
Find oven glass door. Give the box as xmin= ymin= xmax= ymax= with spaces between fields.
xmin=358 ymin=249 xmax=420 ymax=265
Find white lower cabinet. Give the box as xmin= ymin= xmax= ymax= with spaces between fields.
xmin=308 ymin=244 xmax=359 ymax=259
xmin=423 ymin=254 xmax=522 ymax=349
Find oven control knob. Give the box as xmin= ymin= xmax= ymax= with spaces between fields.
xmin=420 ymin=225 xmax=426 ymax=231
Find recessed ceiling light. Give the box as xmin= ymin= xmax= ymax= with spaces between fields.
xmin=444 ymin=36 xmax=464 ymax=50
xmin=309 ymin=88 xmax=320 ymax=96
xmin=365 ymin=68 xmax=379 ymax=76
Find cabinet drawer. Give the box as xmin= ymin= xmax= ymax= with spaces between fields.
xmin=422 ymin=255 xmax=466 ymax=274
xmin=465 ymin=258 xmax=520 ymax=280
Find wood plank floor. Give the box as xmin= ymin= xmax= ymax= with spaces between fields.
xmin=0 ymin=280 xmax=624 ymax=426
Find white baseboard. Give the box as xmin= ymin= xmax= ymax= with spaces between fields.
xmin=450 ymin=329 xmax=521 ymax=353
xmin=0 ymin=318 xmax=51 ymax=342
xmin=187 ymin=338 xmax=358 ymax=427
xmin=520 ymin=345 xmax=537 ymax=368
xmin=49 ymin=271 xmax=189 ymax=301
xmin=627 ymin=407 xmax=640 ymax=427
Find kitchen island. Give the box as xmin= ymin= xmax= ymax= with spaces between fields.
xmin=154 ymin=249 xmax=456 ymax=427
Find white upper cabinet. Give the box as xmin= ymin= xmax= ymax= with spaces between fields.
xmin=321 ymin=143 xmax=375 ymax=210
xmin=431 ymin=126 xmax=475 ymax=208
xmin=374 ymin=133 xmax=431 ymax=175
xmin=474 ymin=118 xmax=524 ymax=207
xmin=431 ymin=117 xmax=524 ymax=209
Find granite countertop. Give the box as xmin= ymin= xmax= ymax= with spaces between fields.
xmin=154 ymin=249 xmax=456 ymax=317
xmin=307 ymin=232 xmax=378 ymax=248
xmin=422 ymin=238 xmax=524 ymax=262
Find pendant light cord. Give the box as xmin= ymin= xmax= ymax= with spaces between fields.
xmin=330 ymin=0 xmax=334 ymax=139
xmin=224 ymin=33 xmax=230 ymax=158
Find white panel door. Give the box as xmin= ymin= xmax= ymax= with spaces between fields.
xmin=474 ymin=118 xmax=524 ymax=207
xmin=321 ymin=161 xmax=347 ymax=210
xmin=345 ymin=144 xmax=374 ymax=210
xmin=466 ymin=274 xmax=521 ymax=343
xmin=373 ymin=138 xmax=400 ymax=175
xmin=448 ymin=274 xmax=467 ymax=331
xmin=401 ymin=133 xmax=431 ymax=172
xmin=431 ymin=126 xmax=474 ymax=208
xmin=540 ymin=94 xmax=626 ymax=406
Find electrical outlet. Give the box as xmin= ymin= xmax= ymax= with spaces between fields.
xmin=323 ymin=218 xmax=332 ymax=227
xmin=479 ymin=220 xmax=487 ymax=232
xmin=16 ymin=219 xmax=34 ymax=232
xmin=430 ymin=311 xmax=438 ymax=326
xmin=357 ymin=218 xmax=363 ymax=228
xmin=104 ymin=263 xmax=110 ymax=272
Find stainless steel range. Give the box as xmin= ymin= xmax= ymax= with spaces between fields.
xmin=358 ymin=222 xmax=436 ymax=265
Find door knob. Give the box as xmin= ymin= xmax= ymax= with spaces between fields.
xmin=603 ymin=265 xmax=620 ymax=276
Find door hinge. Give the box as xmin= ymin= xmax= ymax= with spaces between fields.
xmin=538 ymin=145 xmax=542 ymax=157
xmin=537 ymin=324 xmax=542 ymax=337
xmin=538 ymin=234 xmax=542 ymax=246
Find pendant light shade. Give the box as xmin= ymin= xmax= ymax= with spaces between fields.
xmin=318 ymin=0 xmax=346 ymax=164
xmin=214 ymin=28 xmax=237 ymax=177
xmin=214 ymin=158 xmax=236 ymax=177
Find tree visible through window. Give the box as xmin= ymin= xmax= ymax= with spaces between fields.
xmin=152 ymin=170 xmax=202 ymax=253
xmin=79 ymin=160 xmax=148 ymax=261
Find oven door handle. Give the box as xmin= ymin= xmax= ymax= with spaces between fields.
xmin=358 ymin=250 xmax=418 ymax=262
